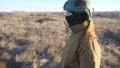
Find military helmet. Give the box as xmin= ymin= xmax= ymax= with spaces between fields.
xmin=64 ymin=0 xmax=94 ymax=19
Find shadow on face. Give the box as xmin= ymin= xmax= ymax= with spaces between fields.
xmin=65 ymin=12 xmax=89 ymax=26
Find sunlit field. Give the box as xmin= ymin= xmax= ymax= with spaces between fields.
xmin=0 ymin=11 xmax=120 ymax=68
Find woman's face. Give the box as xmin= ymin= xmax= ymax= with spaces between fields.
xmin=65 ymin=11 xmax=89 ymax=26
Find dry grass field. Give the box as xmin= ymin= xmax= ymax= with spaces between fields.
xmin=0 ymin=11 xmax=120 ymax=68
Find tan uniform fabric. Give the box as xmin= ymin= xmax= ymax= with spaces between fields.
xmin=61 ymin=20 xmax=101 ymax=68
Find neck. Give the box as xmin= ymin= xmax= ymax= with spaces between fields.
xmin=70 ymin=20 xmax=98 ymax=41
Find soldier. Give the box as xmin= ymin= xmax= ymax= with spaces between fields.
xmin=61 ymin=0 xmax=101 ymax=68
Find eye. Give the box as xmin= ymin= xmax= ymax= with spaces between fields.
xmin=64 ymin=12 xmax=72 ymax=16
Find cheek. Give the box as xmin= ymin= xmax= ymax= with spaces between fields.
xmin=65 ymin=16 xmax=86 ymax=27
xmin=65 ymin=16 xmax=74 ymax=26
